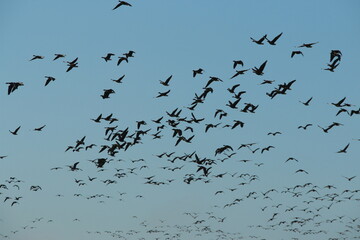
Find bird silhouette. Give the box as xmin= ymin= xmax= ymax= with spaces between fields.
xmin=193 ymin=68 xmax=204 ymax=78
xmin=44 ymin=76 xmax=56 ymax=86
xmin=266 ymin=32 xmax=283 ymax=45
xmin=34 ymin=125 xmax=46 ymax=131
xmin=9 ymin=126 xmax=21 ymax=135
xmin=6 ymin=82 xmax=24 ymax=95
xmin=291 ymin=51 xmax=303 ymax=58
xmin=250 ymin=34 xmax=267 ymax=45
xmin=337 ymin=143 xmax=350 ymax=153
xmin=101 ymin=89 xmax=115 ymax=99
xmin=113 ymin=1 xmax=132 ymax=10
xmin=252 ymin=60 xmax=267 ymax=75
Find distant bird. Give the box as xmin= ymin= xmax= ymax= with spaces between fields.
xmin=299 ymin=97 xmax=313 ymax=106
xmin=156 ymin=90 xmax=170 ymax=98
xmin=193 ymin=68 xmax=204 ymax=78
xmin=91 ymin=114 xmax=102 ymax=123
xmin=159 ymin=75 xmax=172 ymax=86
xmin=102 ymin=53 xmax=115 ymax=62
xmin=331 ymin=97 xmax=346 ymax=108
xmin=65 ymin=57 xmax=78 ymax=72
xmin=291 ymin=51 xmax=303 ymax=58
xmin=295 ymin=169 xmax=309 ymax=174
xmin=111 ymin=75 xmax=125 ymax=83
xmin=250 ymin=34 xmax=267 ymax=45
xmin=298 ymin=124 xmax=312 ymax=130
xmin=9 ymin=126 xmax=21 ymax=135
xmin=267 ymin=132 xmax=281 ymax=136
xmin=6 ymin=82 xmax=24 ymax=95
xmin=233 ymin=60 xmax=244 ymax=69
xmin=297 ymin=42 xmax=319 ymax=48
xmin=266 ymin=32 xmax=283 ymax=45
xmin=227 ymin=84 xmax=240 ymax=93
xmin=343 ymin=176 xmax=356 ymax=181
xmin=53 ymin=54 xmax=66 ymax=61
xmin=252 ymin=60 xmax=267 ymax=75
xmin=259 ymin=80 xmax=275 ymax=85
xmin=117 ymin=56 xmax=128 ymax=66
xmin=67 ymin=162 xmax=81 ymax=171
xmin=101 ymin=89 xmax=115 ymax=99
xmin=0 ymin=156 xmax=7 ymax=159
xmin=285 ymin=157 xmax=299 ymax=163
xmin=113 ymin=1 xmax=132 ymax=10
xmin=30 ymin=55 xmax=44 ymax=61
xmin=44 ymin=76 xmax=56 ymax=86
xmin=337 ymin=143 xmax=350 ymax=153
xmin=124 ymin=50 xmax=135 ymax=58
xmin=34 ymin=125 xmax=46 ymax=131
xmin=230 ymin=69 xmax=249 ymax=79
xmin=330 ymin=50 xmax=342 ymax=62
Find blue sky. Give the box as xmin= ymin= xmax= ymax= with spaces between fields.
xmin=1 ymin=1 xmax=360 ymax=239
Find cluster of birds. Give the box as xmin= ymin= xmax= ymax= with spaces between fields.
xmin=1 ymin=25 xmax=360 ymax=240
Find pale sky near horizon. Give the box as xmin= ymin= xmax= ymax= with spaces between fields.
xmin=1 ymin=1 xmax=360 ymax=239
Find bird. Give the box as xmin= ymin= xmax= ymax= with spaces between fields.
xmin=337 ymin=143 xmax=350 ymax=153
xmin=29 ymin=55 xmax=44 ymax=61
xmin=266 ymin=32 xmax=283 ymax=45
xmin=156 ymin=90 xmax=170 ymax=98
xmin=53 ymin=54 xmax=66 ymax=61
xmin=299 ymin=97 xmax=313 ymax=106
xmin=233 ymin=60 xmax=244 ymax=69
xmin=44 ymin=76 xmax=56 ymax=86
xmin=159 ymin=75 xmax=172 ymax=86
xmin=295 ymin=169 xmax=309 ymax=174
xmin=117 ymin=56 xmax=128 ymax=65
xmin=34 ymin=125 xmax=46 ymax=131
xmin=230 ymin=69 xmax=250 ymax=79
xmin=67 ymin=162 xmax=81 ymax=171
xmin=112 ymin=75 xmax=125 ymax=83
xmin=193 ymin=68 xmax=204 ymax=78
xmin=252 ymin=60 xmax=267 ymax=75
xmin=6 ymin=82 xmax=24 ymax=95
xmin=291 ymin=51 xmax=303 ymax=58
xmin=259 ymin=80 xmax=275 ymax=85
xmin=65 ymin=57 xmax=78 ymax=72
xmin=298 ymin=124 xmax=312 ymax=130
xmin=101 ymin=89 xmax=115 ymax=99
xmin=9 ymin=126 xmax=21 ymax=135
xmin=113 ymin=1 xmax=132 ymax=10
xmin=102 ymin=53 xmax=115 ymax=62
xmin=250 ymin=34 xmax=267 ymax=45
xmin=297 ymin=42 xmax=319 ymax=48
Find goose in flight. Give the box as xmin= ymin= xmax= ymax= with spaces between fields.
xmin=266 ymin=32 xmax=283 ymax=45
xmin=252 ymin=60 xmax=267 ymax=75
xmin=6 ymin=82 xmax=24 ymax=95
xmin=250 ymin=34 xmax=267 ymax=45
xmin=9 ymin=126 xmax=21 ymax=135
xmin=30 ymin=55 xmax=44 ymax=61
xmin=113 ymin=1 xmax=132 ymax=10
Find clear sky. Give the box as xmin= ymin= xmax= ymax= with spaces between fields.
xmin=1 ymin=1 xmax=360 ymax=239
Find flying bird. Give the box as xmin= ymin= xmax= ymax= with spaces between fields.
xmin=159 ymin=75 xmax=172 ymax=86
xmin=291 ymin=51 xmax=303 ymax=58
xmin=250 ymin=34 xmax=267 ymax=45
xmin=34 ymin=125 xmax=46 ymax=131
xmin=113 ymin=1 xmax=132 ymax=10
xmin=266 ymin=32 xmax=283 ymax=45
xmin=252 ymin=60 xmax=267 ymax=75
xmin=193 ymin=68 xmax=204 ymax=78
xmin=6 ymin=82 xmax=24 ymax=95
xmin=44 ymin=76 xmax=56 ymax=86
xmin=9 ymin=126 xmax=21 ymax=135
xmin=101 ymin=89 xmax=115 ymax=99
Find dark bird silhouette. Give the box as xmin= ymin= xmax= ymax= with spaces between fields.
xmin=331 ymin=97 xmax=346 ymax=108
xmin=343 ymin=176 xmax=356 ymax=181
xmin=266 ymin=32 xmax=282 ymax=45
xmin=44 ymin=76 xmax=56 ymax=86
xmin=159 ymin=75 xmax=172 ymax=86
xmin=113 ymin=1 xmax=132 ymax=10
xmin=261 ymin=146 xmax=274 ymax=153
xmin=91 ymin=114 xmax=102 ymax=123
xmin=53 ymin=54 xmax=65 ymax=61
xmin=252 ymin=60 xmax=267 ymax=75
xmin=259 ymin=80 xmax=275 ymax=85
xmin=117 ymin=56 xmax=128 ymax=66
xmin=197 ymin=166 xmax=212 ymax=177
xmin=67 ymin=162 xmax=81 ymax=171
xmin=233 ymin=60 xmax=244 ymax=69
xmin=65 ymin=57 xmax=78 ymax=72
xmin=193 ymin=68 xmax=204 ymax=78
xmin=112 ymin=74 xmax=125 ymax=83
xmin=250 ymin=34 xmax=267 ymax=45
xmin=295 ymin=169 xmax=309 ymax=174
xmin=298 ymin=124 xmax=312 ymax=130
xmin=124 ymin=50 xmax=135 ymax=58
xmin=227 ymin=84 xmax=240 ymax=94
xmin=101 ymin=89 xmax=115 ymax=99
xmin=230 ymin=69 xmax=249 ymax=79
xmin=299 ymin=97 xmax=313 ymax=106
xmin=267 ymin=131 xmax=281 ymax=136
xmin=291 ymin=51 xmax=303 ymax=58
xmin=330 ymin=50 xmax=342 ymax=62
xmin=297 ymin=42 xmax=319 ymax=48
xmin=34 ymin=125 xmax=46 ymax=131
xmin=30 ymin=55 xmax=44 ymax=61
xmin=337 ymin=143 xmax=350 ymax=153
xmin=9 ymin=126 xmax=21 ymax=135
xmin=156 ymin=90 xmax=170 ymax=98
xmin=102 ymin=53 xmax=115 ymax=62
xmin=6 ymin=82 xmax=24 ymax=95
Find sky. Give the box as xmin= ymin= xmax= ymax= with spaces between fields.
xmin=0 ymin=1 xmax=360 ymax=239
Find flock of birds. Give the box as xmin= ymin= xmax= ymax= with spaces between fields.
xmin=1 ymin=9 xmax=359 ymax=240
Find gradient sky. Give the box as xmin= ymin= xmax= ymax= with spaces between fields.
xmin=1 ymin=1 xmax=360 ymax=239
